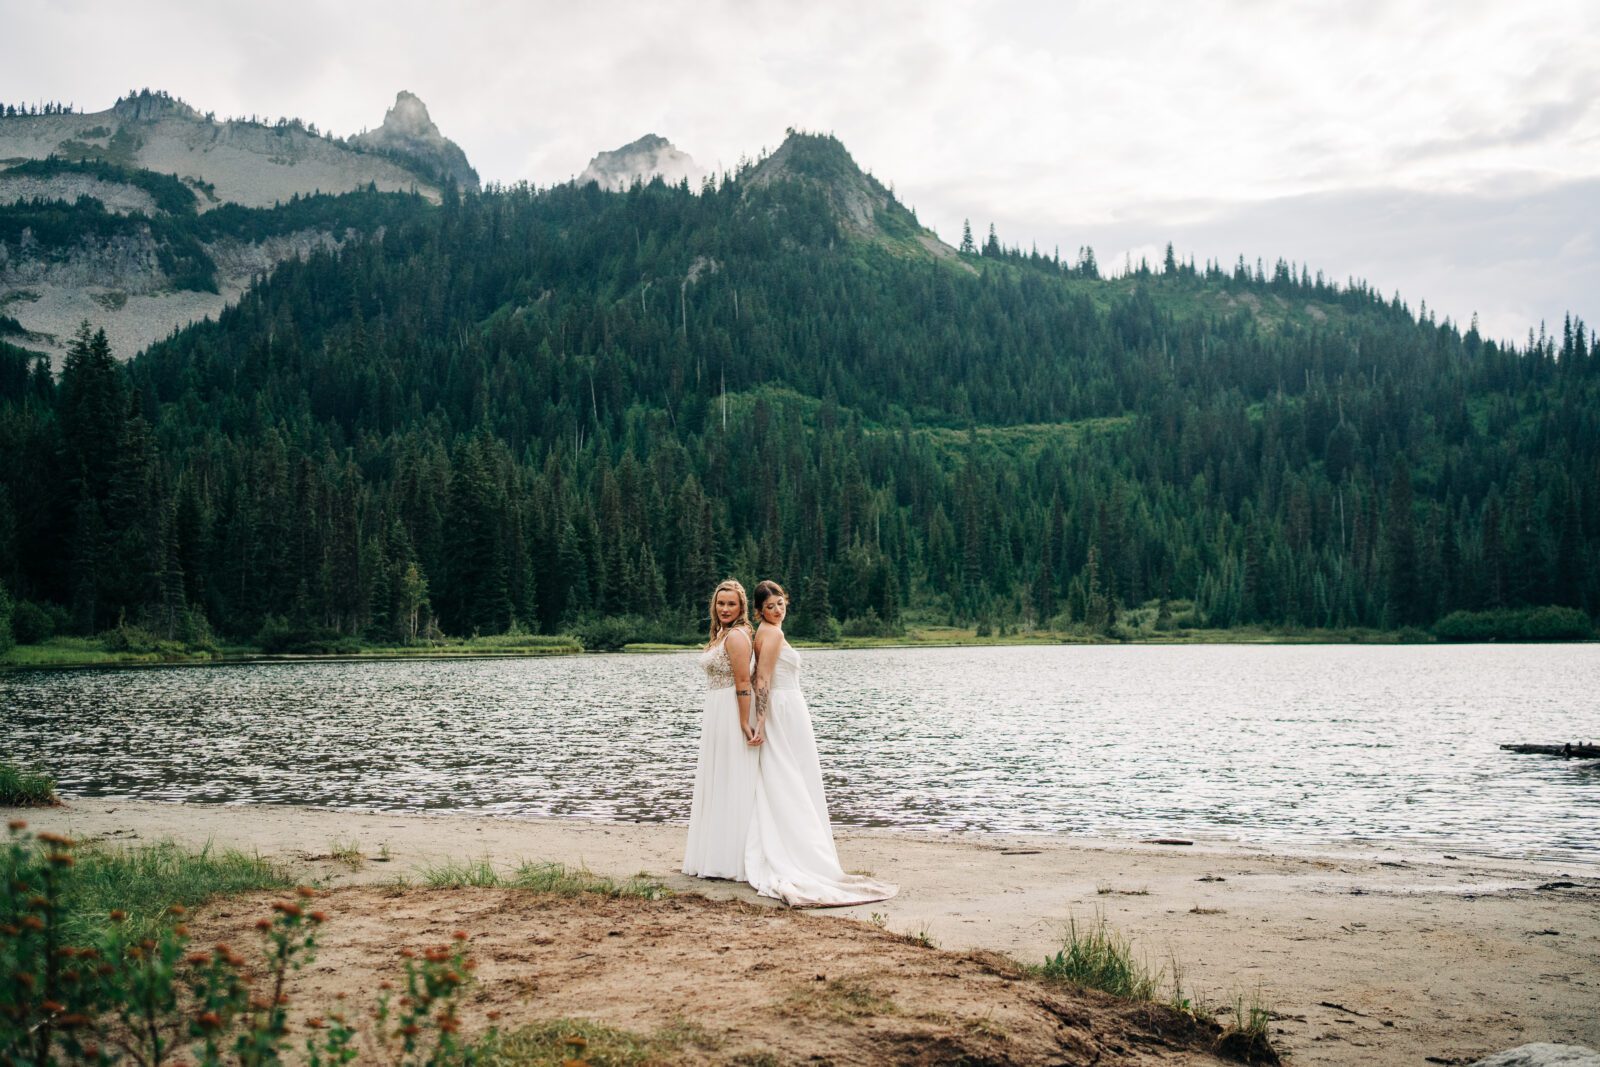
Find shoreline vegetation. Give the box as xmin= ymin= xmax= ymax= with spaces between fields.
xmin=2 ymin=601 xmax=1592 ymax=670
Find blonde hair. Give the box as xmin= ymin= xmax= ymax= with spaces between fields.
xmin=706 ymin=578 xmax=752 ymax=647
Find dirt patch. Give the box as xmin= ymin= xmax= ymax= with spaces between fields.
xmin=188 ymin=887 xmax=1233 ymax=1065
xmin=28 ymin=800 xmax=1600 ymax=1064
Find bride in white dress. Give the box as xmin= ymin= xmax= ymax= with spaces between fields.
xmin=744 ymin=580 xmax=897 ymax=907
xmin=682 ymin=579 xmax=763 ymax=880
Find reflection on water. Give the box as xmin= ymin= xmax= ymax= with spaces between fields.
xmin=3 ymin=645 xmax=1597 ymax=860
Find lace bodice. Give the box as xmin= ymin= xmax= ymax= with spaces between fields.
xmin=699 ymin=634 xmax=753 ymax=691
xmin=770 ymin=640 xmax=802 ymax=691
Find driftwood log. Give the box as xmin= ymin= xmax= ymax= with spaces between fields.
xmin=1500 ymin=743 xmax=1600 ymax=759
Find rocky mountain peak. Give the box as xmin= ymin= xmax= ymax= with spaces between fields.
xmin=352 ymin=90 xmax=479 ymax=191
xmin=747 ymin=130 xmax=948 ymax=257
xmin=110 ymin=89 xmax=199 ymax=123
xmin=378 ymin=91 xmax=435 ymax=139
xmin=579 ymin=134 xmax=703 ymax=191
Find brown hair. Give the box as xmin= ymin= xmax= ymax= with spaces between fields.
xmin=706 ymin=579 xmax=752 ymax=647
xmin=753 ymin=580 xmax=788 ymax=621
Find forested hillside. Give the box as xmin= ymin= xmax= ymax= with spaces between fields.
xmin=1 ymin=132 xmax=1595 ymax=652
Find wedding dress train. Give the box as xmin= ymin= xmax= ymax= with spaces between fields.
xmin=744 ymin=641 xmax=897 ymax=907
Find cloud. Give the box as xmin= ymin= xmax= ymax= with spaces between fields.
xmin=5 ymin=0 xmax=1596 ymax=340
xmin=990 ymin=178 xmax=1600 ymax=345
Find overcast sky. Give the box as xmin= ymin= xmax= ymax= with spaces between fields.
xmin=6 ymin=0 xmax=1596 ymax=344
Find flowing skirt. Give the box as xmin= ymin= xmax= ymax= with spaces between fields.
xmin=682 ymin=686 xmax=761 ymax=879
xmin=744 ymin=687 xmax=898 ymax=907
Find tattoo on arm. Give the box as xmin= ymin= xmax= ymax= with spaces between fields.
xmin=754 ymin=679 xmax=771 ymax=721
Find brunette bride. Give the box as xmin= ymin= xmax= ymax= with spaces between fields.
xmin=682 ymin=578 xmax=763 ymax=880
xmin=743 ymin=579 xmax=897 ymax=907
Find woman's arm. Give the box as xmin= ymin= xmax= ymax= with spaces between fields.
xmin=751 ymin=627 xmax=780 ymax=740
xmin=725 ymin=628 xmax=761 ymax=746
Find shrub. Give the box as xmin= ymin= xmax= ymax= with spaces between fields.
xmin=568 ymin=615 xmax=700 ymax=650
xmin=570 ymin=615 xmax=638 ymax=652
xmin=254 ymin=615 xmax=360 ymax=655
xmin=1433 ymin=606 xmax=1595 ymax=642
xmin=100 ymin=621 xmax=184 ymax=656
xmin=0 ymin=824 xmax=481 ymax=1065
xmin=841 ymin=609 xmax=901 ymax=638
xmin=9 ymin=600 xmax=63 ymax=645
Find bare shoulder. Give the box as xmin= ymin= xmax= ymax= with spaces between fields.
xmin=724 ymin=626 xmax=753 ymax=654
xmin=753 ymin=626 xmax=784 ymax=648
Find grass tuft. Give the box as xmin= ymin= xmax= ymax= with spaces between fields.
xmin=1215 ymin=991 xmax=1281 ymax=1064
xmin=327 ymin=837 xmax=365 ymax=868
xmin=781 ymin=977 xmax=898 ymax=1022
xmin=1036 ymin=913 xmax=1159 ymax=1001
xmin=420 ymin=858 xmax=669 ymax=899
xmin=474 ymin=1015 xmax=720 ymax=1066
xmin=62 ymin=837 xmax=292 ymax=939
xmin=0 ymin=760 xmax=58 ymax=805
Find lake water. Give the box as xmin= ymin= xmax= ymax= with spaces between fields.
xmin=3 ymin=645 xmax=1597 ymax=862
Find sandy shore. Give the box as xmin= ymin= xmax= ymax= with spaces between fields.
xmin=14 ymin=798 xmax=1599 ymax=1065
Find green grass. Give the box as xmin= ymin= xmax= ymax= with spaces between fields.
xmin=460 ymin=632 xmax=583 ymax=653
xmin=1036 ymin=913 xmax=1159 ymax=1001
xmin=0 ymin=635 xmax=221 ymax=669
xmin=17 ymin=835 xmax=293 ymax=941
xmin=0 ymin=632 xmax=582 ymax=671
xmin=0 ymin=761 xmax=58 ymax=805
xmin=419 ymin=858 xmax=669 ymax=900
xmin=474 ymin=1016 xmax=722 ymax=1066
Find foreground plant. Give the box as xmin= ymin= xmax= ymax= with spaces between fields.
xmin=1 ymin=822 xmax=481 ymax=1066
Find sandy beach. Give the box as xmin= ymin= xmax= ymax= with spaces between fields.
xmin=13 ymin=798 xmax=1598 ymax=1065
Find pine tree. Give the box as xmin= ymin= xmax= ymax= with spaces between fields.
xmin=1382 ymin=458 xmax=1419 ymax=625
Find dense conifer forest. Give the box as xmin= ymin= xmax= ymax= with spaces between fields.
xmin=1 ymin=133 xmax=1596 ymax=652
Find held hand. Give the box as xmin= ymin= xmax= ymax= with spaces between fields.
xmin=744 ymin=725 xmax=764 ymax=747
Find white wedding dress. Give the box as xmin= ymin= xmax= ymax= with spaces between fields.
xmin=744 ymin=640 xmax=897 ymax=907
xmin=682 ymin=635 xmax=760 ymax=879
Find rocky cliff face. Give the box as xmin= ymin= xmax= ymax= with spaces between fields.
xmin=0 ymin=227 xmax=351 ymax=367
xmin=579 ymin=134 xmax=703 ymax=191
xmin=0 ymin=88 xmax=474 ymax=364
xmin=0 ymin=89 xmax=463 ymax=210
xmin=350 ymin=91 xmax=479 ymax=192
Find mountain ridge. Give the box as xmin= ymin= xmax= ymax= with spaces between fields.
xmin=1 ymin=124 xmax=1595 ymax=652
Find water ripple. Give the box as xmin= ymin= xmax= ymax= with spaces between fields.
xmin=2 ymin=645 xmax=1597 ymax=861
